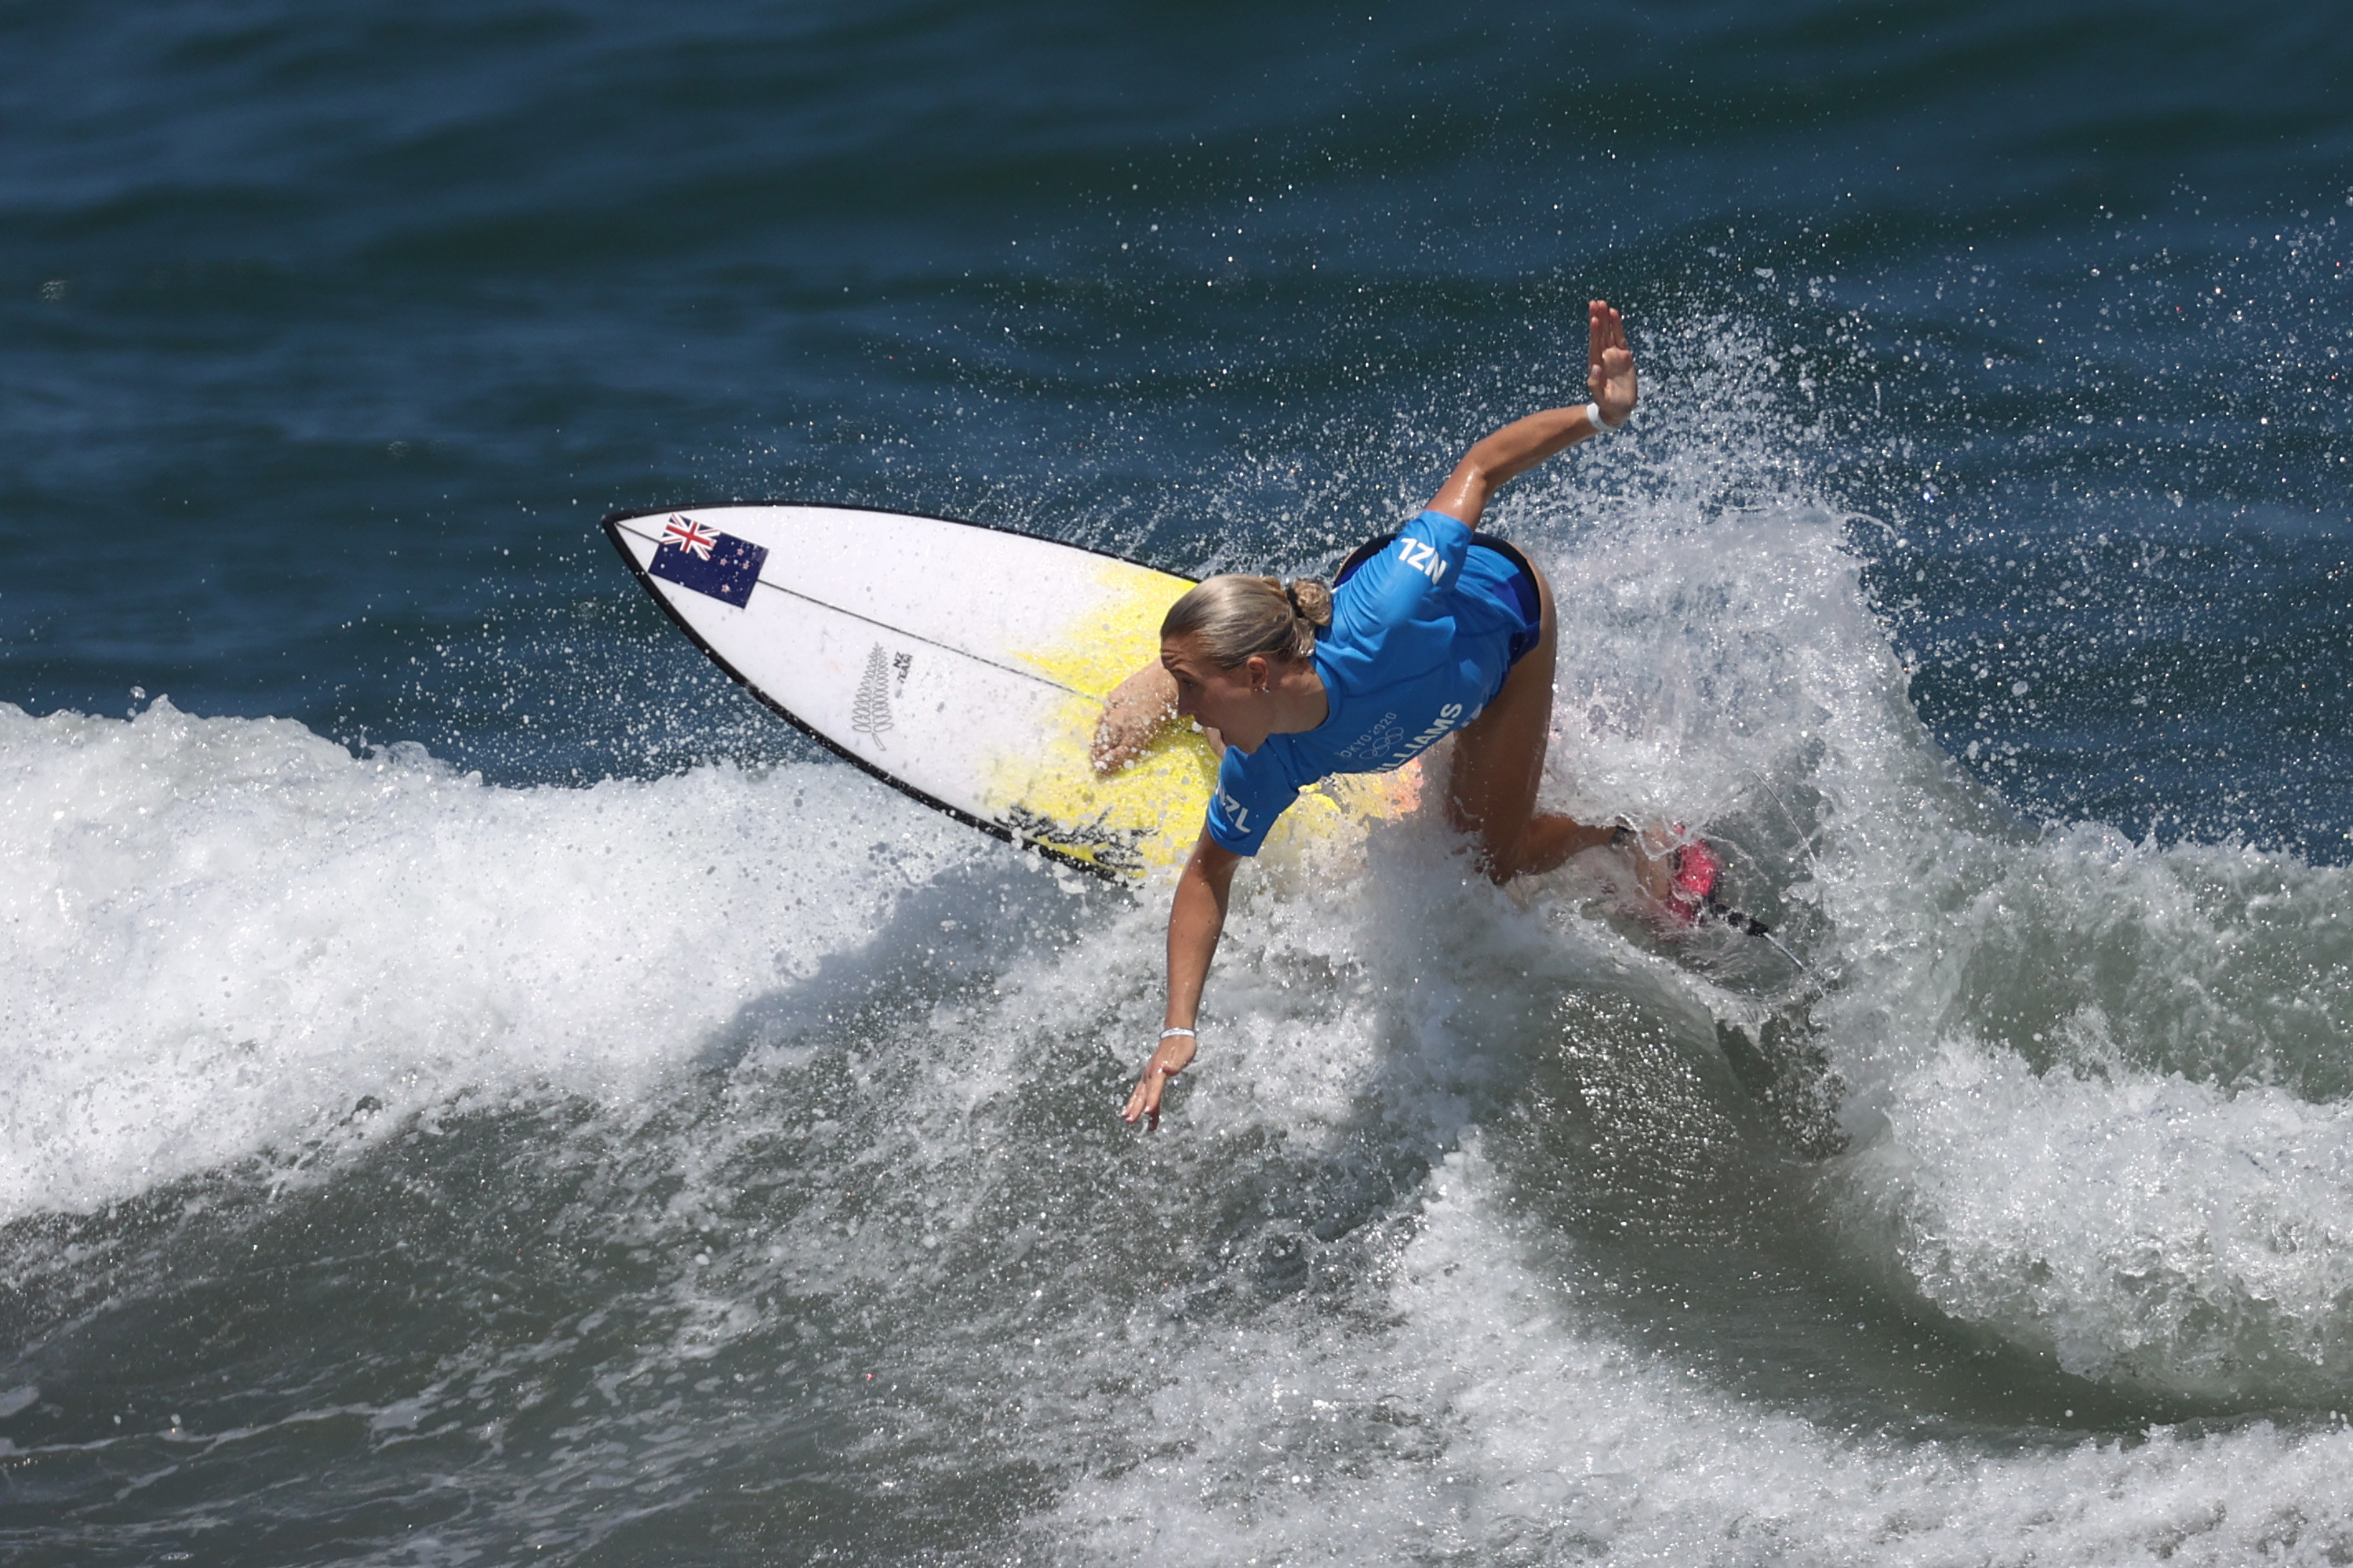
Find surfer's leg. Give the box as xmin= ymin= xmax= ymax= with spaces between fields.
xmin=1448 ymin=563 xmax=1698 ymax=905
xmin=1445 ymin=566 xmax=1618 ymax=882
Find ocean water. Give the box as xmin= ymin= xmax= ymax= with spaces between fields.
xmin=3 ymin=1 xmax=2351 ymax=1562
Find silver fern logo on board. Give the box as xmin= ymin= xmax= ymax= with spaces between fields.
xmin=851 ymin=642 xmax=894 ymax=748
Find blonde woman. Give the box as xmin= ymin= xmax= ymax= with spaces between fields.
xmin=1096 ymin=301 xmax=1718 ymax=1129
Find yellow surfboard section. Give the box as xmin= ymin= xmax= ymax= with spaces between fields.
xmin=979 ymin=561 xmax=1421 ymax=881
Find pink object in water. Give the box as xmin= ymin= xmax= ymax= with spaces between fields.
xmin=1666 ymin=834 xmax=1722 ymax=927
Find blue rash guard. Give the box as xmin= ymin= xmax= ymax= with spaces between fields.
xmin=1204 ymin=509 xmax=1542 ymax=857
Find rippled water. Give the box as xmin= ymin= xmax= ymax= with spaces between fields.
xmin=3 ymin=2 xmax=2350 ymax=1563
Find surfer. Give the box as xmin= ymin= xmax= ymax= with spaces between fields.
xmin=1096 ymin=300 xmax=1718 ymax=1129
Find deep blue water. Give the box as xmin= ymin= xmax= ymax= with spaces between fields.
xmin=3 ymin=3 xmax=2351 ymax=1564
xmin=8 ymin=0 xmax=2346 ymax=850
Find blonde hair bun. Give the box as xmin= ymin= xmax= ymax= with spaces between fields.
xmin=1162 ymin=573 xmax=1331 ymax=665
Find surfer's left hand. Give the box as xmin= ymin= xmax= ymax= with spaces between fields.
xmin=1093 ymin=662 xmax=1180 ymax=774
xmin=1587 ymin=300 xmax=1637 ymax=427
xmin=1122 ymin=1032 xmax=1196 ymax=1130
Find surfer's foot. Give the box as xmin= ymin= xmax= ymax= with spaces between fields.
xmin=1613 ymin=821 xmax=1719 ymax=926
xmin=1667 ymin=836 xmax=1722 ymax=927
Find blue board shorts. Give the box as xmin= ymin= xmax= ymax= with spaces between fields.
xmin=1334 ymin=528 xmax=1545 ymax=670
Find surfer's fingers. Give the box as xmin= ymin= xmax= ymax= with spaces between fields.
xmin=1123 ymin=1064 xmax=1167 ymax=1124
xmin=1587 ymin=300 xmax=1626 ymax=360
xmin=1124 ymin=1057 xmax=1188 ymax=1130
xmin=1587 ymin=303 xmax=1634 ymax=376
xmin=1603 ymin=301 xmax=1627 ymax=352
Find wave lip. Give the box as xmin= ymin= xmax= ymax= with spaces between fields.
xmin=1520 ymin=431 xmax=2353 ymax=1411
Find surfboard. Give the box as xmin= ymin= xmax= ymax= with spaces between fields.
xmin=603 ymin=503 xmax=1417 ymax=881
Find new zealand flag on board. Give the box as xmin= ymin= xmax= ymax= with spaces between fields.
xmin=648 ymin=515 xmax=768 ymax=608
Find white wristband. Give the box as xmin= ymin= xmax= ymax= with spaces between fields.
xmin=1159 ymin=1027 xmax=1196 ymax=1040
xmin=1585 ymin=400 xmax=1618 ymax=433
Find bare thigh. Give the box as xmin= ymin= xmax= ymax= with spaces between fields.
xmin=1444 ymin=565 xmax=1558 ymax=879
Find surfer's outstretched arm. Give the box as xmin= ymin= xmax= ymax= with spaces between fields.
xmin=1427 ymin=299 xmax=1637 ymax=527
xmin=1123 ymin=829 xmax=1241 ymax=1130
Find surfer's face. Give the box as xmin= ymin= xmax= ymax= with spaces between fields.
xmin=1161 ymin=635 xmax=1273 ymax=750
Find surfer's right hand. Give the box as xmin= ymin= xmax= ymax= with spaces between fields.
xmin=1122 ymin=1031 xmax=1197 ymax=1130
xmin=1093 ymin=662 xmax=1180 ymax=774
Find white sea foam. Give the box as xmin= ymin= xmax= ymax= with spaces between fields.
xmin=0 ymin=697 xmax=980 ymax=1220
xmin=1843 ymin=1036 xmax=2353 ymax=1401
xmin=1046 ymin=1140 xmax=2353 ymax=1566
